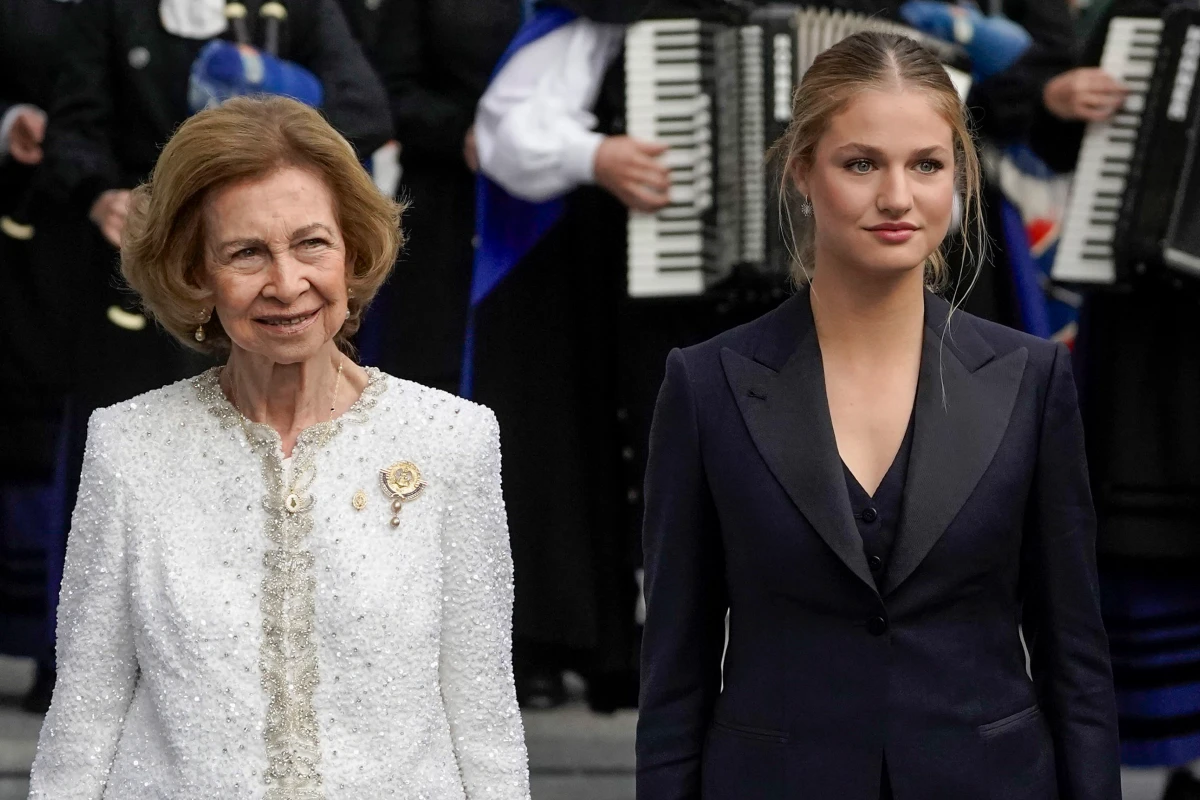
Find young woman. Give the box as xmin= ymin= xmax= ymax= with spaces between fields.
xmin=636 ymin=32 xmax=1121 ymax=800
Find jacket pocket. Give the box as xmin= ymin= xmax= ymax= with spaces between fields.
xmin=978 ymin=704 xmax=1041 ymax=738
xmin=711 ymin=719 xmax=789 ymax=743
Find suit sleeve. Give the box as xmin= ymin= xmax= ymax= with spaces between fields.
xmin=438 ymin=408 xmax=531 ymax=800
xmin=41 ymin=0 xmax=122 ymax=210
xmin=636 ymin=349 xmax=728 ymax=800
xmin=27 ymin=411 xmax=137 ymax=800
xmin=370 ymin=0 xmax=474 ymax=163
xmin=1020 ymin=342 xmax=1122 ymax=800
xmin=294 ymin=0 xmax=394 ymax=158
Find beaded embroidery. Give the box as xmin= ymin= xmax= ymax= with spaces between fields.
xmin=193 ymin=366 xmax=386 ymax=799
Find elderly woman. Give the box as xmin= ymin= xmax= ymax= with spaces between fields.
xmin=26 ymin=96 xmax=530 ymax=800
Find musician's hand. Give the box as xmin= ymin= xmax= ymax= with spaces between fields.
xmin=1043 ymin=68 xmax=1128 ymax=122
xmin=89 ymin=189 xmax=132 ymax=249
xmin=7 ymin=107 xmax=47 ymax=166
xmin=594 ymin=135 xmax=671 ymax=213
xmin=463 ymin=125 xmax=479 ymax=173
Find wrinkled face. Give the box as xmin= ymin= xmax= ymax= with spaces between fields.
xmin=797 ymin=88 xmax=956 ymax=279
xmin=201 ymin=167 xmax=348 ymax=364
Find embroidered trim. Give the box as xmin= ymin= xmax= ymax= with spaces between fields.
xmin=193 ymin=366 xmax=387 ymax=799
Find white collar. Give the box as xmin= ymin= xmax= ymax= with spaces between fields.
xmin=159 ymin=0 xmax=228 ymax=40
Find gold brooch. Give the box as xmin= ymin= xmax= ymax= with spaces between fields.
xmin=379 ymin=461 xmax=426 ymax=527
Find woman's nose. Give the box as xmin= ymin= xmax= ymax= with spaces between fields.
xmin=877 ymin=169 xmax=914 ymax=215
xmin=263 ymin=252 xmax=310 ymax=302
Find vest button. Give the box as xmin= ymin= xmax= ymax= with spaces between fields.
xmin=867 ymin=616 xmax=889 ymax=636
xmin=868 ymin=555 xmax=884 ymax=573
xmin=861 ymin=507 xmax=878 ymax=523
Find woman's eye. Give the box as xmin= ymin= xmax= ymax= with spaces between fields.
xmin=234 ymin=248 xmax=257 ymax=259
xmin=916 ymin=160 xmax=944 ymax=174
xmin=847 ymin=159 xmax=873 ymax=174
xmin=301 ymin=238 xmax=327 ymax=248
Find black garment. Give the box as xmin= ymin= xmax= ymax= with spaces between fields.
xmin=843 ymin=413 xmax=913 ymax=592
xmin=0 ymin=0 xmax=74 ymax=479
xmin=334 ymin=0 xmax=388 ymax=49
xmin=367 ymin=0 xmax=518 ymax=390
xmin=637 ymin=288 xmax=1121 ymax=800
xmin=43 ymin=0 xmax=392 ymax=212
xmin=473 ymin=183 xmax=639 ymax=682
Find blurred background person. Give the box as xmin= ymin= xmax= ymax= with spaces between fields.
xmin=0 ymin=0 xmax=75 ymax=716
xmin=365 ymin=0 xmax=520 ymax=392
xmin=1049 ymin=1 xmax=1200 ymax=798
xmin=468 ymin=0 xmax=693 ymax=711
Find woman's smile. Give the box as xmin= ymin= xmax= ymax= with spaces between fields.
xmin=253 ymin=307 xmax=322 ymax=335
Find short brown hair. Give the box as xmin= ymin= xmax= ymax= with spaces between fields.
xmin=767 ymin=31 xmax=984 ymax=291
xmin=121 ymin=95 xmax=404 ymax=354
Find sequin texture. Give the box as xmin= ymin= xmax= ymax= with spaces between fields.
xmin=27 ymin=369 xmax=531 ymax=799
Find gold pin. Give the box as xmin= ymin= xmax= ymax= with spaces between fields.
xmin=352 ymin=489 xmax=367 ymax=511
xmin=379 ymin=461 xmax=426 ymax=527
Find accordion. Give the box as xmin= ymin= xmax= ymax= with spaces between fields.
xmin=1052 ymin=5 xmax=1200 ymax=287
xmin=624 ymin=5 xmax=972 ymax=298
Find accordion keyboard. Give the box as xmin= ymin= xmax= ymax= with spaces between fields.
xmin=1052 ymin=17 xmax=1162 ymax=285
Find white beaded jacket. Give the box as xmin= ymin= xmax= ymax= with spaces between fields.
xmin=28 ymin=368 xmax=531 ymax=800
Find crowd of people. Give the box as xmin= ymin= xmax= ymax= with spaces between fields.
xmin=1 ymin=0 xmax=1198 ymax=799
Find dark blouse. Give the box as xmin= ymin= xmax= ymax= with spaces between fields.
xmin=842 ymin=414 xmax=915 ymax=592
xmin=842 ymin=413 xmax=915 ymax=800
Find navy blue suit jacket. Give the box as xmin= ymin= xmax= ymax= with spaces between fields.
xmin=636 ymin=289 xmax=1121 ymax=800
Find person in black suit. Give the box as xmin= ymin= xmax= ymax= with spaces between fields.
xmin=1055 ymin=2 xmax=1200 ymax=797
xmin=637 ymin=31 xmax=1121 ymax=800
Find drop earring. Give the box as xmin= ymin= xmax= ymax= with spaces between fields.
xmin=800 ymin=195 xmax=812 ymax=218
xmin=194 ymin=308 xmax=211 ymax=342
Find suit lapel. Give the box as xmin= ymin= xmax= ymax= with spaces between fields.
xmin=720 ymin=295 xmax=876 ymax=591
xmin=882 ymin=295 xmax=1028 ymax=596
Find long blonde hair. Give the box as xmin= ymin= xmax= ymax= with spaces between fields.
xmin=767 ymin=31 xmax=985 ymax=293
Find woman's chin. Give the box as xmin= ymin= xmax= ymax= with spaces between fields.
xmin=231 ymin=328 xmax=335 ymax=365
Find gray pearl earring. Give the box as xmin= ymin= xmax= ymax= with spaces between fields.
xmin=194 ymin=309 xmax=212 ymax=342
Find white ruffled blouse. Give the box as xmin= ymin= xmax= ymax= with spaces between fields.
xmin=27 ymin=368 xmax=531 ymax=800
